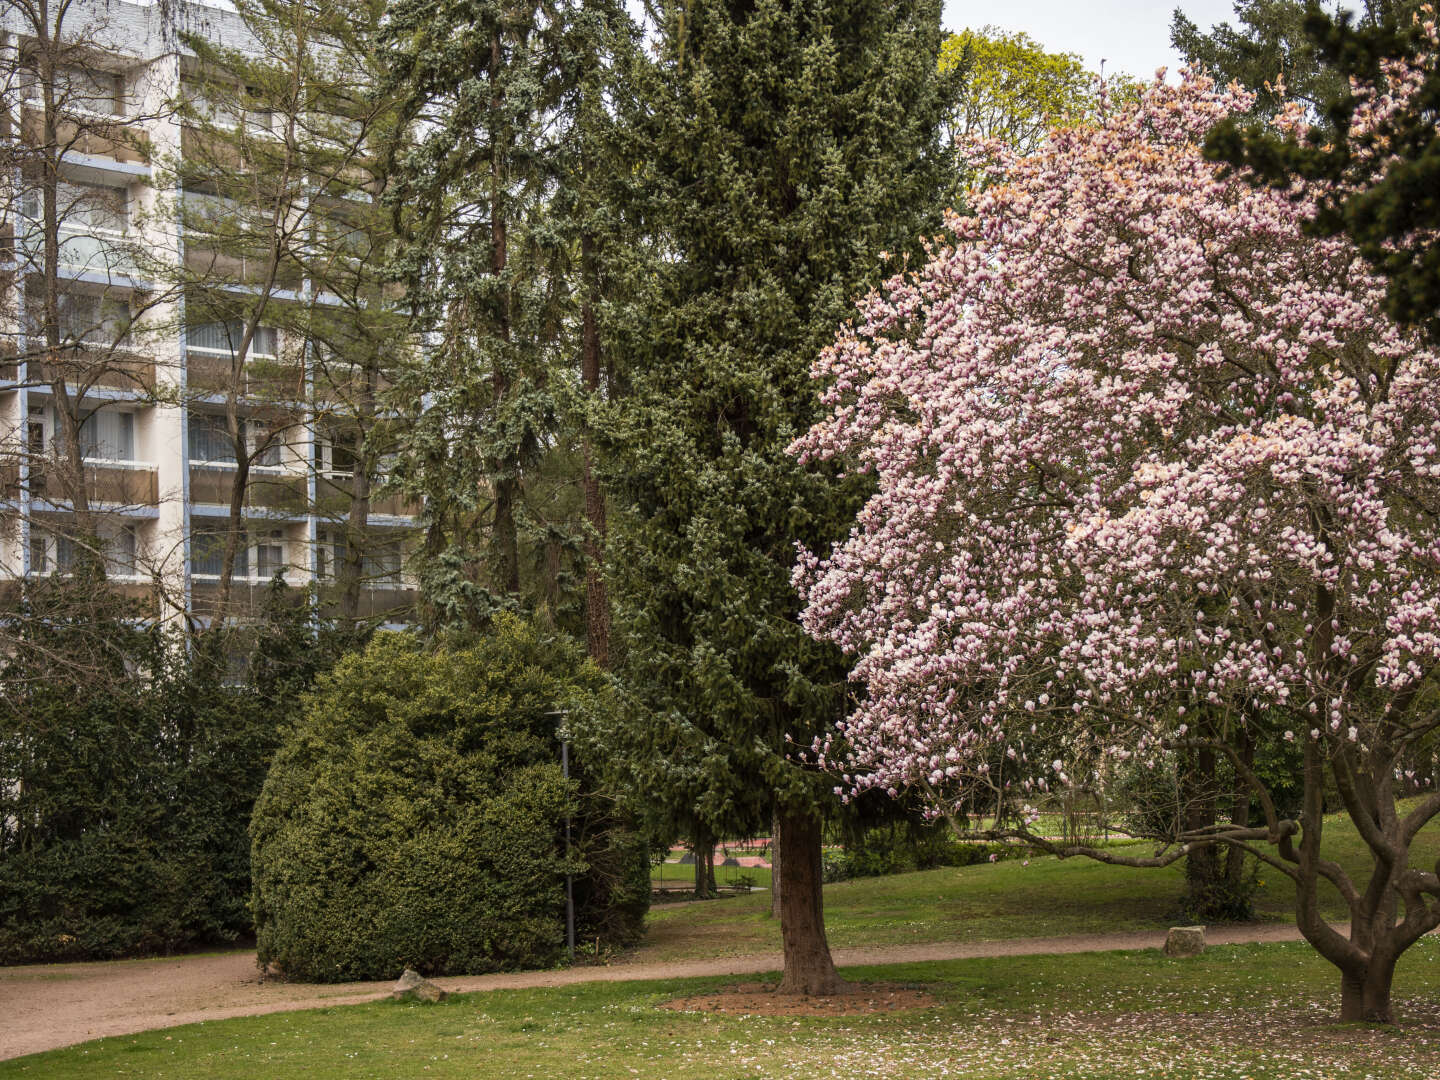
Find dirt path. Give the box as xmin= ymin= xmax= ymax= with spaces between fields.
xmin=0 ymin=922 xmax=1315 ymax=1062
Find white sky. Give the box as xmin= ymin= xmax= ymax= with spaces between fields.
xmin=942 ymin=0 xmax=1244 ymax=82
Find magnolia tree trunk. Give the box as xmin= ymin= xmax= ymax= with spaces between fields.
xmin=775 ymin=807 xmax=846 ymax=996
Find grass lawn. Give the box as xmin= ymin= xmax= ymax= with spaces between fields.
xmin=634 ymin=801 xmax=1440 ymax=963
xmin=651 ymin=860 xmax=773 ymax=893
xmin=6 ymin=939 xmax=1440 ymax=1079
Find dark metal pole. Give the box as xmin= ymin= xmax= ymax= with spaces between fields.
xmin=563 ymin=738 xmax=574 ymax=962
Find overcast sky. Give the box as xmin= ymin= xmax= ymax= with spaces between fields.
xmin=941 ymin=0 xmax=1244 ymax=82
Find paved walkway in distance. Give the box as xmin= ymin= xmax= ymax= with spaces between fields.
xmin=0 ymin=922 xmax=1316 ymax=1062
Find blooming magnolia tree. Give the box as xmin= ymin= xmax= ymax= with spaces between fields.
xmin=792 ymin=72 xmax=1440 ymax=1024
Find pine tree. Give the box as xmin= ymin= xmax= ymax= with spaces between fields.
xmin=1171 ymin=0 xmax=1425 ymax=121
xmin=1203 ymin=3 xmax=1440 ymax=340
xmin=598 ymin=0 xmax=952 ymax=995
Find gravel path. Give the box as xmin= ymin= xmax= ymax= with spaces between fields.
xmin=0 ymin=922 xmax=1315 ymax=1061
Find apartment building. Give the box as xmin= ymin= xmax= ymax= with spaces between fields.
xmin=0 ymin=0 xmax=418 ymax=624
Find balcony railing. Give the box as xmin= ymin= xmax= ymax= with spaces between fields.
xmin=186 ymin=351 xmax=305 ymax=400
xmin=189 ymin=463 xmax=307 ymax=514
xmin=183 ymin=245 xmax=303 ymax=291
xmin=317 ymin=582 xmax=417 ymax=619
xmin=22 ymin=108 xmax=150 ymax=164
xmin=190 ymin=578 xmax=308 ymax=620
xmin=3 ymin=461 xmax=159 ymax=507
xmin=17 ymin=228 xmax=139 ymax=278
xmin=26 ymin=353 xmax=157 ymax=393
xmin=314 ymin=473 xmax=420 ymax=519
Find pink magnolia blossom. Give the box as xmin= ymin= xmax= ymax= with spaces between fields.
xmin=793 ymin=71 xmax=1440 ymax=814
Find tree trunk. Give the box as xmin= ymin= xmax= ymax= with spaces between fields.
xmin=339 ymin=368 xmax=377 ymax=623
xmin=770 ymin=805 xmax=782 ymax=918
xmin=486 ymin=28 xmax=521 ymax=599
xmin=775 ymin=806 xmax=846 ymax=996
xmin=1339 ymin=961 xmax=1397 ymax=1024
xmin=1182 ymin=742 xmax=1220 ymax=914
xmin=580 ymin=232 xmax=609 ymax=666
xmin=691 ymin=828 xmax=712 ymax=900
xmin=1222 ymin=731 xmax=1256 ymax=892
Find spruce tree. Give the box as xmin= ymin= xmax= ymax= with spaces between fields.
xmin=598 ymin=0 xmax=951 ymax=994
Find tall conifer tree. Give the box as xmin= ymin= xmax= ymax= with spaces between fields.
xmin=599 ymin=0 xmax=951 ymax=994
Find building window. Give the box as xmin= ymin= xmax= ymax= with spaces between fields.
xmin=23 ymin=65 xmax=124 ymax=116
xmin=188 ymin=413 xmax=233 ymax=463
xmin=108 ymin=525 xmax=138 ymax=576
xmin=26 ymin=291 xmax=132 ymax=348
xmin=252 ymin=421 xmax=282 ymax=467
xmin=191 ymin=526 xmax=246 ymax=578
xmin=363 ymin=539 xmax=403 ymax=585
xmin=317 ymin=528 xmax=347 ymax=579
xmin=186 ymin=320 xmax=277 ymax=359
xmin=255 ymin=530 xmax=285 ymax=580
xmin=78 ymin=409 xmax=134 ymax=460
xmin=21 ymin=182 xmax=128 ymax=235
xmin=318 ymin=430 xmax=358 ymax=476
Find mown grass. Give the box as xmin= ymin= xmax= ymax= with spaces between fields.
xmin=650 ymin=860 xmax=773 ymax=892
xmin=7 ymin=938 xmax=1440 ymax=1079
xmin=633 ymin=800 xmax=1440 ymax=962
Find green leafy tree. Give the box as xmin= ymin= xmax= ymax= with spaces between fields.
xmin=938 ymin=25 xmax=1099 ymax=154
xmin=590 ymin=0 xmax=952 ymax=995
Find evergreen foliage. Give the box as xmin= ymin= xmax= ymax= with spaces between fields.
xmin=591 ymin=0 xmax=952 ymax=842
xmin=1171 ymin=0 xmax=1425 ymax=120
xmin=380 ymin=0 xmax=635 ymax=631
xmin=249 ymin=616 xmax=646 ymax=982
xmin=0 ymin=580 xmax=338 ymax=964
xmin=1202 ymin=4 xmax=1440 ymax=340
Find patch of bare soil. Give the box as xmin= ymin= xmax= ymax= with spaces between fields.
xmin=661 ymin=981 xmax=936 ymax=1016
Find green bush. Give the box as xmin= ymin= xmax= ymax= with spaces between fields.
xmin=821 ymin=823 xmax=1026 ymax=883
xmin=0 ymin=578 xmax=360 ymax=965
xmin=250 ymin=616 xmax=648 ymax=982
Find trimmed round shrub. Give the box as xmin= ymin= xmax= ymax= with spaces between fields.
xmin=251 ymin=616 xmax=646 ymax=982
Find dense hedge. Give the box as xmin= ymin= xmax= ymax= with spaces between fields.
xmin=821 ymin=821 xmax=1028 ymax=883
xmin=251 ymin=617 xmax=649 ymax=982
xmin=0 ymin=579 xmax=336 ymax=965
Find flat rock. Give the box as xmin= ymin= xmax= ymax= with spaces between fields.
xmin=1163 ymin=925 xmax=1206 ymax=957
xmin=392 ymin=968 xmax=449 ymax=1003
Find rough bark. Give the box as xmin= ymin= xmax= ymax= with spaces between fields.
xmin=1221 ymin=731 xmax=1256 ymax=892
xmin=580 ymin=233 xmax=610 ymax=666
xmin=691 ymin=827 xmax=713 ymax=900
xmin=770 ymin=805 xmax=782 ymax=919
xmin=486 ymin=28 xmax=521 ymax=598
xmin=775 ymin=807 xmax=846 ymax=996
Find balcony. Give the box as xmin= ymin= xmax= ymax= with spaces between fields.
xmin=0 ymin=576 xmax=161 ymax=615
xmin=186 ymin=351 xmax=305 ymax=400
xmin=26 ymin=352 xmax=157 ymax=394
xmin=190 ymin=578 xmax=308 ymax=620
xmin=183 ymin=245 xmax=303 ymax=292
xmin=22 ymin=107 xmax=150 ymax=165
xmin=314 ymin=473 xmax=420 ymax=519
xmin=189 ymin=464 xmax=307 ymax=515
xmin=317 ymin=582 xmax=417 ymax=620
xmin=4 ymin=461 xmax=159 ymax=508
xmin=17 ymin=228 xmax=139 ymax=280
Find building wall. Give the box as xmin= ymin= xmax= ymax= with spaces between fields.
xmin=0 ymin=0 xmax=418 ymax=624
